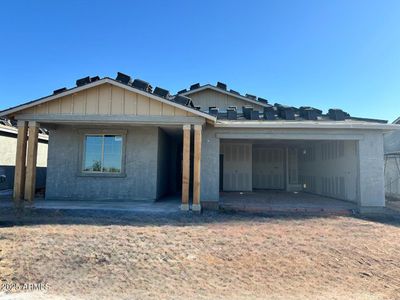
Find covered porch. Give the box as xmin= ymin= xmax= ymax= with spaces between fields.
xmin=3 ymin=78 xmax=214 ymax=212
xmin=0 ymin=195 xmax=182 ymax=213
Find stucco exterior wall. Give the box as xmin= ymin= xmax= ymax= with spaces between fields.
xmin=0 ymin=135 xmax=19 ymax=167
xmin=201 ymin=125 xmax=220 ymax=202
xmin=46 ymin=125 xmax=159 ymax=201
xmin=358 ymin=132 xmax=385 ymax=209
xmin=0 ymin=134 xmax=47 ymax=167
xmin=156 ymin=128 xmax=169 ymax=198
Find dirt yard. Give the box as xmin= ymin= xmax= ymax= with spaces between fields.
xmin=1 ymin=209 xmax=400 ymax=300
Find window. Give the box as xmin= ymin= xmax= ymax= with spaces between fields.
xmin=83 ymin=134 xmax=123 ymax=173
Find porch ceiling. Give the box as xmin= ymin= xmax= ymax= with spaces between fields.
xmin=19 ymin=115 xmax=206 ymax=128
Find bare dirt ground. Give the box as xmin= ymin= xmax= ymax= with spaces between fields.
xmin=1 ymin=208 xmax=400 ymax=300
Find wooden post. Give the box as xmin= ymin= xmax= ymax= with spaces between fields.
xmin=181 ymin=124 xmax=191 ymax=210
xmin=24 ymin=121 xmax=39 ymax=202
xmin=13 ymin=121 xmax=28 ymax=202
xmin=192 ymin=124 xmax=202 ymax=211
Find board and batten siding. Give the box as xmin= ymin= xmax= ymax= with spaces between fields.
xmin=188 ymin=89 xmax=265 ymax=112
xmin=20 ymin=84 xmax=196 ymax=117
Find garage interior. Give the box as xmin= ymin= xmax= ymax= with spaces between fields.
xmin=219 ymin=139 xmax=359 ymax=211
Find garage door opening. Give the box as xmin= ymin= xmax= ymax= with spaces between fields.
xmin=219 ymin=139 xmax=359 ymax=210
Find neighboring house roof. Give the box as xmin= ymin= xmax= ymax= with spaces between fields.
xmin=181 ymin=84 xmax=272 ymax=108
xmin=393 ymin=116 xmax=400 ymax=124
xmin=0 ymin=77 xmax=217 ymax=122
xmin=0 ymin=121 xmax=48 ymax=141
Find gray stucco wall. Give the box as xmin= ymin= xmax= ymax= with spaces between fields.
xmin=46 ymin=125 xmax=159 ymax=201
xmin=156 ymin=128 xmax=169 ymax=198
xmin=200 ymin=124 xmax=220 ymax=202
xmin=358 ymin=132 xmax=385 ymax=208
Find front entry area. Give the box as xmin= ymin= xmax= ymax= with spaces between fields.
xmin=219 ymin=139 xmax=360 ymax=209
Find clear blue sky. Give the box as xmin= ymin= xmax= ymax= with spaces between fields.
xmin=1 ymin=0 xmax=399 ymax=121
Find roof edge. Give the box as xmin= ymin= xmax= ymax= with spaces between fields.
xmin=392 ymin=116 xmax=400 ymax=124
xmin=214 ymin=120 xmax=400 ymax=131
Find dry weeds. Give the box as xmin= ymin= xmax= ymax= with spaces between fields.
xmin=1 ymin=209 xmax=400 ymax=299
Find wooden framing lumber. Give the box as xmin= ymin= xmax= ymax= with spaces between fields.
xmin=13 ymin=121 xmax=28 ymax=201
xmin=192 ymin=124 xmax=202 ymax=211
xmin=24 ymin=121 xmax=39 ymax=202
xmin=181 ymin=124 xmax=191 ymax=210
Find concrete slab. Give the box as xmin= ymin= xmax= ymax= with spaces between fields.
xmin=220 ymin=190 xmax=357 ymax=214
xmin=0 ymin=196 xmax=182 ymax=213
xmin=0 ymin=192 xmax=357 ymax=215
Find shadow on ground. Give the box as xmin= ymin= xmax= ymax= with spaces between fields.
xmin=2 ymin=206 xmax=400 ymax=228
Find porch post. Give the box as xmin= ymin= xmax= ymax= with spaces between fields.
xmin=181 ymin=124 xmax=191 ymax=210
xmin=24 ymin=121 xmax=40 ymax=202
xmin=13 ymin=121 xmax=28 ymax=202
xmin=192 ymin=124 xmax=202 ymax=211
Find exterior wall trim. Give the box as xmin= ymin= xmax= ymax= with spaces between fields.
xmin=14 ymin=114 xmax=206 ymax=125
xmin=216 ymin=133 xmax=364 ymax=140
xmin=76 ymin=129 xmax=128 ymax=178
xmin=215 ymin=121 xmax=400 ymax=131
